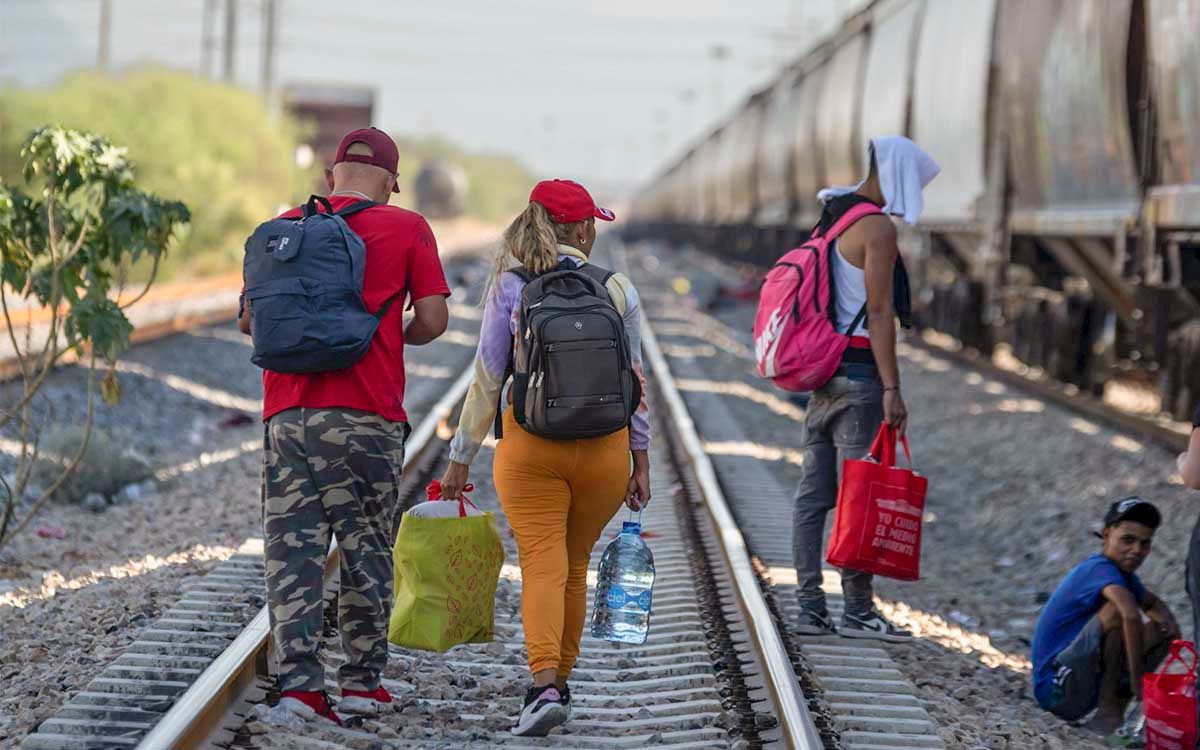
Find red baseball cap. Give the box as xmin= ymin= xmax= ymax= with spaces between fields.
xmin=334 ymin=127 xmax=401 ymax=193
xmin=529 ymin=179 xmax=616 ymax=224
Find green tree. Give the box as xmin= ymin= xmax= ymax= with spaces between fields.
xmin=0 ymin=127 xmax=188 ymax=550
xmin=0 ymin=69 xmax=310 ymax=280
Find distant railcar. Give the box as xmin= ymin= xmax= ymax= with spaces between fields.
xmin=414 ymin=159 xmax=468 ymax=220
xmin=283 ymin=84 xmax=376 ymax=193
xmin=626 ymin=0 xmax=1200 ymax=416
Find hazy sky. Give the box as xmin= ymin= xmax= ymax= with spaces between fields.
xmin=1 ymin=0 xmax=865 ymax=193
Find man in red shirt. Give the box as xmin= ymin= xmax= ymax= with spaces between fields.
xmin=238 ymin=128 xmax=450 ymax=725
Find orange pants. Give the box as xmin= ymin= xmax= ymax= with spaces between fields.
xmin=493 ymin=408 xmax=630 ymax=678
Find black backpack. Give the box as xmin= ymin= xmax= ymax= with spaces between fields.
xmin=496 ymin=260 xmax=641 ymax=440
xmin=242 ymin=195 xmax=399 ymax=374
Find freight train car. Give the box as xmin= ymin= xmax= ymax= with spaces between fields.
xmin=626 ymin=0 xmax=1200 ymax=417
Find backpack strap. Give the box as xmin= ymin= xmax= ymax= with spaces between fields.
xmin=506 ymin=267 xmax=534 ymax=283
xmin=302 ymin=194 xmax=334 ymax=218
xmin=826 ymin=203 xmax=881 ymax=335
xmin=493 ymin=267 xmax=535 ymax=439
xmin=494 ymin=361 xmax=512 ymax=441
xmin=333 ymin=200 xmax=378 ymax=218
xmin=822 ymin=202 xmax=883 ymax=242
xmin=374 ymin=290 xmax=403 ymax=320
xmin=573 ymin=262 xmax=615 ymax=289
xmin=574 ymin=262 xmax=626 ymax=314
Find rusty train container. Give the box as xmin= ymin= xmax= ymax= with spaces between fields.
xmin=626 ymin=0 xmax=1200 ymax=416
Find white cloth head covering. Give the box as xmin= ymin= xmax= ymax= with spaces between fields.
xmin=815 ymin=136 xmax=940 ymax=225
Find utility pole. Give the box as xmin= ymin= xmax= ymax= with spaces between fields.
xmin=97 ymin=0 xmax=112 ymax=72
xmin=222 ymin=0 xmax=237 ymax=83
xmin=200 ymin=0 xmax=217 ymax=76
xmin=260 ymin=0 xmax=277 ymax=100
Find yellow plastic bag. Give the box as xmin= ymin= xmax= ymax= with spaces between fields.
xmin=387 ymin=485 xmax=505 ymax=653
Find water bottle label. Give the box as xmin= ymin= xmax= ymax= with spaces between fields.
xmin=605 ymin=587 xmax=627 ymax=609
xmin=604 ymin=586 xmax=651 ymax=611
xmin=635 ymin=589 xmax=652 ymax=610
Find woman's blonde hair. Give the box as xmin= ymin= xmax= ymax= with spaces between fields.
xmin=488 ymin=201 xmax=586 ymax=297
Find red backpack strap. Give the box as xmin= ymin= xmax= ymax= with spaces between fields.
xmin=820 ymin=202 xmax=884 ymax=242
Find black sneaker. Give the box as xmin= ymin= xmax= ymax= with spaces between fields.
xmin=511 ymin=684 xmax=568 ymax=737
xmin=795 ymin=608 xmax=837 ymax=636
xmin=559 ymin=683 xmax=572 ymax=721
xmin=840 ymin=610 xmax=913 ymax=642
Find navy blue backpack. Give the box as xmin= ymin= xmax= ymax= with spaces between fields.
xmin=242 ymin=195 xmax=398 ymax=374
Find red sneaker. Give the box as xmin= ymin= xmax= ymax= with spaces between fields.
xmin=273 ymin=690 xmax=344 ymax=726
xmin=339 ymin=686 xmax=392 ymax=716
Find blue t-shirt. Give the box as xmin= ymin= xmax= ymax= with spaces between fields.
xmin=1031 ymin=554 xmax=1146 ymax=707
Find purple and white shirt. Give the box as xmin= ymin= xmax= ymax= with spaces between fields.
xmin=448 ymin=245 xmax=650 ymax=465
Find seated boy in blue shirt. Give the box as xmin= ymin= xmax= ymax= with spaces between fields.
xmin=1031 ymin=497 xmax=1181 ymax=735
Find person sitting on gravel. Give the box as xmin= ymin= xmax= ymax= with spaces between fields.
xmin=239 ymin=128 xmax=451 ymax=726
xmin=1031 ymin=497 xmax=1180 ymax=735
xmin=438 ymin=179 xmax=651 ymax=737
xmin=793 ymin=136 xmax=938 ymax=642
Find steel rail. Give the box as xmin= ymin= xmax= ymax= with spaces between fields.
xmin=906 ymin=333 xmax=1190 ymax=454
xmin=640 ymin=318 xmax=824 ymax=750
xmin=0 ymin=306 xmax=239 ymax=382
xmin=136 ymin=365 xmax=476 ymax=750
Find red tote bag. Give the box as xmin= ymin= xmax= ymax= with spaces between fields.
xmin=826 ymin=423 xmax=927 ymax=581
xmin=1145 ymin=640 xmax=1199 ymax=750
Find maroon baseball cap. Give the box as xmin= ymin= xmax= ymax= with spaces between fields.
xmin=334 ymin=127 xmax=400 ymax=193
xmin=529 ymin=179 xmax=616 ymax=224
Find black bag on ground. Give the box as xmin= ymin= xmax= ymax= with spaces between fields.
xmin=496 ymin=260 xmax=640 ymax=440
xmin=242 ymin=195 xmax=398 ymax=374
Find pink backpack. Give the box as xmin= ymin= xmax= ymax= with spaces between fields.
xmin=753 ymin=202 xmax=882 ymax=392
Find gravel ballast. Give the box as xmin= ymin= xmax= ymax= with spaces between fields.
xmin=0 ymin=255 xmax=485 ymax=747
xmin=621 ymin=239 xmax=1194 ymax=750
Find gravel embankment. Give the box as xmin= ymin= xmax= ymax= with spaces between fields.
xmin=624 ymin=240 xmax=1193 ymax=750
xmin=0 ymin=253 xmax=486 ymax=746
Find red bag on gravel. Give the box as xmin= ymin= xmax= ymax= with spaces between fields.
xmin=826 ymin=424 xmax=926 ymax=581
xmin=1145 ymin=640 xmax=1198 ymax=750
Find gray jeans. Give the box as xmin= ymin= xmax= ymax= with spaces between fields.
xmin=793 ymin=376 xmax=884 ymax=618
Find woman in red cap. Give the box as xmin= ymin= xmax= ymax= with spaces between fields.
xmin=439 ymin=179 xmax=650 ymax=736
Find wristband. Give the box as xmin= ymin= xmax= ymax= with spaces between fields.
xmin=883 ymin=386 xmax=900 ymax=392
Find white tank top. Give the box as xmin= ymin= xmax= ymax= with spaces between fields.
xmin=830 ymin=239 xmax=868 ymax=337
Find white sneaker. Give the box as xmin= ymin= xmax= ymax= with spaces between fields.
xmin=511 ymin=685 xmax=568 ymax=737
xmin=840 ymin=610 xmax=913 ymax=643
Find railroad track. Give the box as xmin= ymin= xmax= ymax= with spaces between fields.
xmin=18 ymin=307 xmax=830 ymax=748
xmin=904 ymin=333 xmax=1191 ymax=455
xmin=13 ymin=238 xmax=992 ymax=750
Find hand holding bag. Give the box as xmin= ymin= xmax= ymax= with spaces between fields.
xmin=1145 ymin=640 xmax=1199 ymax=750
xmin=826 ymin=423 xmax=927 ymax=581
xmin=387 ymin=481 xmax=505 ymax=652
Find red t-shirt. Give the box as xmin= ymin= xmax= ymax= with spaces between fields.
xmin=259 ymin=196 xmax=450 ymax=423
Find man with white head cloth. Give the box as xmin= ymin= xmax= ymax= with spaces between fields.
xmin=793 ymin=135 xmax=939 ymax=641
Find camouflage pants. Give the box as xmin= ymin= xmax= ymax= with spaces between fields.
xmin=262 ymin=407 xmax=408 ymax=693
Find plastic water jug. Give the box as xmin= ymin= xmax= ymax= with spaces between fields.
xmin=590 ymin=513 xmax=655 ymax=644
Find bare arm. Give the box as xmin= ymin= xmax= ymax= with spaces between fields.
xmin=1179 ymin=427 xmax=1200 ymax=489
xmin=1142 ymin=590 xmax=1183 ymax=639
xmin=1103 ymin=584 xmax=1147 ymax=696
xmin=859 ymin=218 xmax=906 ymax=435
xmin=238 ymin=297 xmax=251 ymax=335
xmin=405 ymin=294 xmax=449 ymax=346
